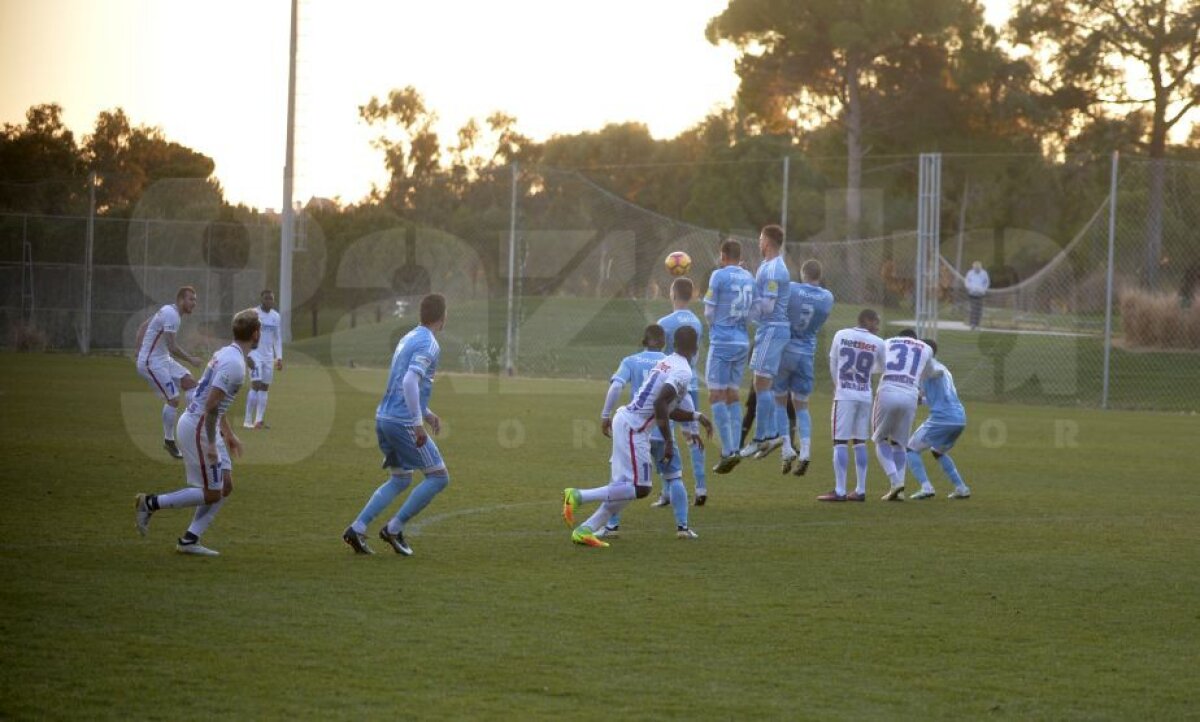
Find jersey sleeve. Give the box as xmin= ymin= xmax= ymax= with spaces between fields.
xmin=211 ymin=355 xmax=244 ymax=395
xmin=612 ymin=359 xmax=632 ymax=385
xmin=703 ymin=271 xmax=721 ymax=306
xmin=407 ymin=337 xmax=436 ymax=379
xmin=161 ymin=307 xmax=180 ymax=334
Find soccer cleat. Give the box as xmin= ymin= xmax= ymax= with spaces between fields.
xmin=561 ymin=488 xmax=582 ymax=526
xmin=342 ymin=526 xmax=374 ymax=554
xmin=781 ymin=452 xmax=797 ymax=474
xmin=676 ymin=526 xmax=699 ymax=540
xmin=571 ymin=526 xmax=609 ymax=548
xmin=163 ymin=439 xmax=183 ymax=459
xmin=593 ymin=525 xmax=619 ymax=539
xmin=792 ymin=458 xmax=811 ymax=477
xmin=694 ymin=490 xmax=707 ymax=507
xmin=378 ymin=527 xmax=413 ymax=556
xmin=948 ymin=486 xmax=972 ymax=499
xmin=881 ymin=485 xmax=906 ymax=501
xmin=242 ymin=421 xmax=255 ymax=429
xmin=134 ymin=493 xmax=153 ymax=537
xmin=845 ymin=492 xmax=866 ymax=502
xmin=910 ymin=489 xmax=936 ymax=500
xmin=650 ymin=494 xmax=671 ymax=508
xmin=738 ymin=440 xmax=762 ymax=458
xmin=817 ymin=491 xmax=847 ymax=502
xmin=712 ymin=455 xmax=741 ymax=474
xmin=753 ymin=437 xmax=783 ymax=459
xmin=254 ymin=422 xmax=269 ymax=430
xmin=176 ymin=540 xmax=219 ymax=556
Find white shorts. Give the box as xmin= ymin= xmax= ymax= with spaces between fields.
xmin=872 ymin=389 xmax=918 ymax=445
xmin=139 ymin=357 xmax=190 ymax=401
xmin=178 ymin=411 xmax=231 ymax=491
xmin=249 ymin=353 xmax=275 ymax=385
xmin=831 ymin=399 xmax=872 ymax=442
xmin=609 ymin=408 xmax=654 ymax=488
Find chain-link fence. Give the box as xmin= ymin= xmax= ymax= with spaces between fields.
xmin=2 ymin=153 xmax=1197 ymax=411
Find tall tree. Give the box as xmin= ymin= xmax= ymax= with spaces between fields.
xmin=0 ymin=103 xmax=82 ymax=213
xmin=708 ymin=0 xmax=994 ymax=239
xmin=1012 ymin=0 xmax=1200 ymax=284
xmin=359 ymin=86 xmax=443 ymax=214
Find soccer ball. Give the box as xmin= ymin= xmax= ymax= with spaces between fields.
xmin=665 ymin=251 xmax=692 ymax=277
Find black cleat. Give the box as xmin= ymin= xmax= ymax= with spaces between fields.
xmin=792 ymin=458 xmax=810 ymax=477
xmin=694 ymin=494 xmax=707 ymax=507
xmin=163 ymin=439 xmax=183 ymax=459
xmin=342 ymin=526 xmax=375 ymax=555
xmin=378 ymin=527 xmax=413 ymax=556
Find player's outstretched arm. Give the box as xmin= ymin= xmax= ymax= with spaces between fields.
xmin=166 ymin=332 xmax=201 ymax=366
xmin=220 ymin=414 xmax=243 ymax=457
xmin=653 ymin=385 xmax=678 ymax=461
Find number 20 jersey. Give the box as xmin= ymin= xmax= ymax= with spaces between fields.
xmin=828 ymin=327 xmax=885 ymax=403
xmin=704 ymin=265 xmax=755 ymax=347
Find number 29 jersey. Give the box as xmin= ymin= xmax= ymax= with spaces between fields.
xmin=828 ymin=327 xmax=886 ymax=403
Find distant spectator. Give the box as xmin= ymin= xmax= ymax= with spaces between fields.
xmin=965 ymin=261 xmax=990 ymax=330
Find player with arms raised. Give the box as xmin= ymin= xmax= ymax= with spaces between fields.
xmin=243 ymin=289 xmax=283 ymax=429
xmin=704 ymin=240 xmax=755 ymax=473
xmin=822 ymin=309 xmax=886 ymax=501
xmin=654 ymin=277 xmax=708 ymax=505
xmin=135 ymin=286 xmax=203 ymax=459
xmin=343 ymin=294 xmax=450 ymax=556
xmin=875 ymin=329 xmax=935 ymax=501
xmin=741 ymin=224 xmax=792 ymax=460
xmin=562 ymin=326 xmax=712 ymax=547
xmin=134 ymin=308 xmax=260 ymax=556
xmin=775 ymin=260 xmax=834 ymax=475
xmin=906 ymin=339 xmax=972 ymax=499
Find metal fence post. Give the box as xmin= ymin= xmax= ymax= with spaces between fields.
xmin=82 ymin=172 xmax=96 ymax=354
xmin=1101 ymin=150 xmax=1119 ymax=409
xmin=504 ymin=161 xmax=518 ymax=376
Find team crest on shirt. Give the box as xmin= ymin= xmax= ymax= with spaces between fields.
xmin=766 ymin=281 xmax=778 ymax=293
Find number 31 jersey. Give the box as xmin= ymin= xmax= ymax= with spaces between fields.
xmin=828 ymin=327 xmax=886 ymax=403
xmin=877 ymin=336 xmax=934 ymax=399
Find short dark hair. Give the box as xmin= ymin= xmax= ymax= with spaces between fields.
xmin=857 ymin=308 xmax=879 ymax=326
xmin=176 ymin=286 xmax=196 ymax=301
xmin=673 ymin=325 xmax=698 ymax=352
xmin=898 ymin=328 xmax=917 ymax=339
xmin=720 ymin=239 xmax=742 ymax=261
xmin=642 ymin=324 xmax=665 ymax=349
xmin=923 ymin=338 xmax=938 ymax=355
xmin=760 ymin=224 xmax=784 ymax=247
xmin=671 ymin=277 xmax=694 ymax=302
xmin=800 ymin=259 xmax=822 ymax=282
xmin=261 ymin=289 xmax=274 ymax=297
xmin=232 ymin=308 xmax=261 ymax=342
xmin=420 ymin=293 xmax=446 ymax=325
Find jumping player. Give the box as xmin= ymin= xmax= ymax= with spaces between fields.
xmin=740 ymin=224 xmax=792 ymax=460
xmin=775 ymin=260 xmax=834 ymax=475
xmin=135 ymin=286 xmax=203 ymax=459
xmin=703 ymin=240 xmax=755 ymax=474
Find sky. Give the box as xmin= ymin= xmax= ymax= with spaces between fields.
xmin=0 ymin=0 xmax=1137 ymax=212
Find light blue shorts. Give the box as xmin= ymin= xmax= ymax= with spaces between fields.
xmin=377 ymin=418 xmax=445 ymax=473
xmin=772 ymin=350 xmax=814 ymax=398
xmin=705 ymin=342 xmax=749 ymax=391
xmin=908 ymin=420 xmax=965 ymax=453
xmin=749 ymin=326 xmax=789 ymax=378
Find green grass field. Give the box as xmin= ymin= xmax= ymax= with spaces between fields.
xmin=2 ymin=352 xmax=1199 ymax=719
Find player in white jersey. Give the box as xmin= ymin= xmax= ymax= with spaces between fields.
xmin=135 ymin=286 xmax=203 ymax=459
xmin=875 ymin=329 xmax=935 ymax=501
xmin=561 ymin=326 xmax=713 ymax=547
xmin=243 ymin=289 xmax=283 ymax=430
xmin=134 ymin=309 xmax=260 ymax=556
xmin=821 ymin=309 xmax=886 ymax=502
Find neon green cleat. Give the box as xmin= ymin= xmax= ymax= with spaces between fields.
xmin=562 ymin=488 xmax=582 ymax=527
xmin=571 ymin=525 xmax=609 ymax=548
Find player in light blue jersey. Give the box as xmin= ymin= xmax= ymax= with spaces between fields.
xmin=703 ymin=239 xmax=755 ymax=474
xmin=343 ymin=294 xmax=450 ymax=556
xmin=773 ymin=260 xmax=835 ymax=476
xmin=741 ymin=224 xmax=792 ymax=461
xmin=906 ymin=339 xmax=972 ymax=499
xmin=655 ymin=277 xmax=709 ymax=505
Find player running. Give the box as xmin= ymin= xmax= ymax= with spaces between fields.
xmin=133 ymin=308 xmax=260 ymax=556
xmin=562 ymin=326 xmax=713 ymax=548
xmin=906 ymin=339 xmax=972 ymax=500
xmin=740 ymin=224 xmax=792 ymax=460
xmin=243 ymin=289 xmax=283 ymax=430
xmin=135 ymin=286 xmax=203 ymax=459
xmin=876 ymin=329 xmax=935 ymax=501
xmin=703 ymin=240 xmax=755 ymax=474
xmin=342 ymin=294 xmax=451 ymax=557
xmin=775 ymin=261 xmax=834 ymax=476
xmin=821 ymin=309 xmax=886 ymax=502
xmin=654 ymin=277 xmax=707 ymax=505
xmin=595 ymin=324 xmax=704 ymax=539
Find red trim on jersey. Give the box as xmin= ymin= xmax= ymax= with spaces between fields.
xmin=146 ymin=364 xmax=169 ymax=399
xmin=194 ymin=414 xmax=209 ymax=489
xmin=831 ymin=401 xmax=838 ymax=439
xmin=628 ymin=429 xmax=638 ymax=485
xmin=143 ymin=328 xmax=164 ymax=368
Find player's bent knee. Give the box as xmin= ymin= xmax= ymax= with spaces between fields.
xmin=633 ymin=486 xmax=651 ymax=499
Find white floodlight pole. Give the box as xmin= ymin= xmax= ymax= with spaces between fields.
xmin=278 ymin=0 xmax=299 ymax=343
xmin=1101 ymin=151 xmax=1119 ymax=409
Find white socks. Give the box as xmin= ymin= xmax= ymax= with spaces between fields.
xmin=156 ymin=488 xmax=205 ymax=509
xmin=162 ymin=404 xmax=177 ymax=440
xmin=579 ymin=483 xmax=636 ymax=505
xmin=255 ymin=391 xmax=268 ymax=424
xmin=187 ymin=498 xmax=225 ymax=537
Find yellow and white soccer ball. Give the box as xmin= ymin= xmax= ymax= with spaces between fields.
xmin=664 ymin=251 xmax=692 ymax=277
